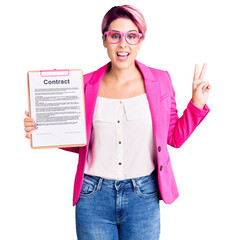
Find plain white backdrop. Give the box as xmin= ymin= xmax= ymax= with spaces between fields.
xmin=0 ymin=0 xmax=234 ymax=239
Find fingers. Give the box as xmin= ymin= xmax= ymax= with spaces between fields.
xmin=25 ymin=131 xmax=33 ymax=139
xmin=193 ymin=63 xmax=207 ymax=82
xmin=24 ymin=117 xmax=35 ymax=126
xmin=24 ymin=125 xmax=37 ymax=132
xmin=202 ymin=82 xmax=212 ymax=93
xmin=197 ymin=81 xmax=211 ymax=93
xmin=24 ymin=124 xmax=38 ymax=138
xmin=193 ymin=64 xmax=199 ymax=81
xmin=24 ymin=110 xmax=37 ymax=139
xmin=25 ymin=126 xmax=37 ymax=138
xmin=199 ymin=63 xmax=207 ymax=81
xmin=25 ymin=110 xmax=29 ymax=117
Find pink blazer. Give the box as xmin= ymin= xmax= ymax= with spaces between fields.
xmin=62 ymin=59 xmax=210 ymax=206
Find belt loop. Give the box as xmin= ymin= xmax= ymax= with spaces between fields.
xmin=96 ymin=177 xmax=103 ymax=191
xmin=131 ymin=179 xmax=138 ymax=192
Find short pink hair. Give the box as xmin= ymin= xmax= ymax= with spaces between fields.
xmin=101 ymin=5 xmax=147 ymax=39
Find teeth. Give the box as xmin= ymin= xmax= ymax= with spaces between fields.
xmin=117 ymin=52 xmax=129 ymax=56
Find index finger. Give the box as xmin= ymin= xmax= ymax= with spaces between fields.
xmin=199 ymin=63 xmax=207 ymax=81
xmin=193 ymin=64 xmax=199 ymax=81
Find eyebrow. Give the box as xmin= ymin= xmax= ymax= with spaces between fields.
xmin=111 ymin=30 xmax=137 ymax=32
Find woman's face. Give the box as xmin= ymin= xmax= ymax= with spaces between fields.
xmin=102 ymin=18 xmax=143 ymax=71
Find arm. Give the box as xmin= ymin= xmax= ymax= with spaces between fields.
xmin=166 ymin=64 xmax=211 ymax=148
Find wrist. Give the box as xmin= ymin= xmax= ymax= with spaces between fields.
xmin=191 ymin=100 xmax=204 ymax=109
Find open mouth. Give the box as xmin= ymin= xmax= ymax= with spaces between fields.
xmin=117 ymin=52 xmax=130 ymax=57
xmin=116 ymin=52 xmax=130 ymax=61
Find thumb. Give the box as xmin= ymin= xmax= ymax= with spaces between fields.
xmin=25 ymin=110 xmax=29 ymax=117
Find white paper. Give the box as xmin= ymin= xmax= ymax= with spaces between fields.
xmin=28 ymin=70 xmax=86 ymax=148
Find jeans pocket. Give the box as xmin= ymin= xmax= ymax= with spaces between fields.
xmin=136 ymin=178 xmax=159 ymax=198
xmin=80 ymin=178 xmax=97 ymax=196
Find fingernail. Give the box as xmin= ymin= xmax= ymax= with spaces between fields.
xmin=35 ymin=126 xmax=38 ymax=129
xmin=35 ymin=123 xmax=38 ymax=126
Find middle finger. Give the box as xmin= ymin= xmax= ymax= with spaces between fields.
xmin=24 ymin=121 xmax=37 ymax=127
xmin=199 ymin=63 xmax=207 ymax=81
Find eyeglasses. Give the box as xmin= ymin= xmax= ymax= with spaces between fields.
xmin=104 ymin=31 xmax=143 ymax=45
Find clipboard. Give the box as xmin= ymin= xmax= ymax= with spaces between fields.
xmin=27 ymin=68 xmax=87 ymax=149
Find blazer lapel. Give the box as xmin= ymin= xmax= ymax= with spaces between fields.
xmin=83 ymin=62 xmax=110 ymax=150
xmin=135 ymin=60 xmax=161 ymax=146
xmin=82 ymin=59 xmax=161 ymax=156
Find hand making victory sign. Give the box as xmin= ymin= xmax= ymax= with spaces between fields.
xmin=192 ymin=63 xmax=212 ymax=109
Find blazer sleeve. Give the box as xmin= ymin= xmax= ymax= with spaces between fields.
xmin=166 ymin=71 xmax=210 ymax=148
xmin=59 ymin=147 xmax=79 ymax=154
xmin=57 ymin=71 xmax=95 ymax=154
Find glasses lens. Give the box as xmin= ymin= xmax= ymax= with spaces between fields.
xmin=107 ymin=32 xmax=122 ymax=43
xmin=126 ymin=33 xmax=140 ymax=45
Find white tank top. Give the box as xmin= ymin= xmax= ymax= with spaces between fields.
xmin=84 ymin=93 xmax=158 ymax=180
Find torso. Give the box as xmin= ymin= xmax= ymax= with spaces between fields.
xmin=98 ymin=70 xmax=146 ymax=99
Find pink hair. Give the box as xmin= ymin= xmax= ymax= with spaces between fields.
xmin=101 ymin=5 xmax=147 ymax=39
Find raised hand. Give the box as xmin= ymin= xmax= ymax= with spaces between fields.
xmin=192 ymin=63 xmax=212 ymax=109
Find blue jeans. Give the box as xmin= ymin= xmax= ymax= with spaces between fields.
xmin=75 ymin=168 xmax=160 ymax=240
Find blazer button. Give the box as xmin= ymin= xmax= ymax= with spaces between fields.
xmin=158 ymin=146 xmax=161 ymax=152
xmin=160 ymin=165 xmax=163 ymax=171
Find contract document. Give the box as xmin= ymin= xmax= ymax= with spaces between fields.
xmin=27 ymin=69 xmax=87 ymax=149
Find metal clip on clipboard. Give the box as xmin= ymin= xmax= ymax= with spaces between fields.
xmin=40 ymin=69 xmax=70 ymax=77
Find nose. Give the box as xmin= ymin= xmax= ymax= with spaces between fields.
xmin=119 ymin=34 xmax=128 ymax=47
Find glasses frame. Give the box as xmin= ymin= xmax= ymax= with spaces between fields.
xmin=104 ymin=31 xmax=143 ymax=45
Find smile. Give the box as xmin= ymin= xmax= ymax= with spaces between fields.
xmin=116 ymin=52 xmax=130 ymax=61
xmin=117 ymin=52 xmax=129 ymax=56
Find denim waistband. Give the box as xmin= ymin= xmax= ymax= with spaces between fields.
xmin=83 ymin=167 xmax=158 ymax=191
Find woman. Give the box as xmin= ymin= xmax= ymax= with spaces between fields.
xmin=24 ymin=5 xmax=211 ymax=240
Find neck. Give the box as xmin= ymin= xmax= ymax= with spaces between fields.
xmin=107 ymin=61 xmax=140 ymax=85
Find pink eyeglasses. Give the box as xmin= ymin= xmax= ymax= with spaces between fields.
xmin=104 ymin=31 xmax=143 ymax=45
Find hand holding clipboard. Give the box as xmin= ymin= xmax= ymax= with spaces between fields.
xmin=25 ymin=69 xmax=87 ymax=149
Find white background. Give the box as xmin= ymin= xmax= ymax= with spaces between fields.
xmin=0 ymin=0 xmax=234 ymax=239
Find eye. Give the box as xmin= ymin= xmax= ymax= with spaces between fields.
xmin=127 ymin=33 xmax=137 ymax=39
xmin=110 ymin=32 xmax=121 ymax=39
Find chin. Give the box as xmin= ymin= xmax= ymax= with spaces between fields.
xmin=112 ymin=58 xmax=135 ymax=70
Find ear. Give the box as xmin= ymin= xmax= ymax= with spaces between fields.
xmin=138 ymin=38 xmax=143 ymax=50
xmin=102 ymin=35 xmax=107 ymax=48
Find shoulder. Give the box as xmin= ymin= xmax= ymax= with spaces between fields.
xmin=148 ymin=66 xmax=169 ymax=80
xmin=83 ymin=71 xmax=95 ymax=84
xmin=136 ymin=60 xmax=169 ymax=78
xmin=137 ymin=60 xmax=172 ymax=85
xmin=137 ymin=61 xmax=174 ymax=96
xmin=82 ymin=62 xmax=110 ymax=87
